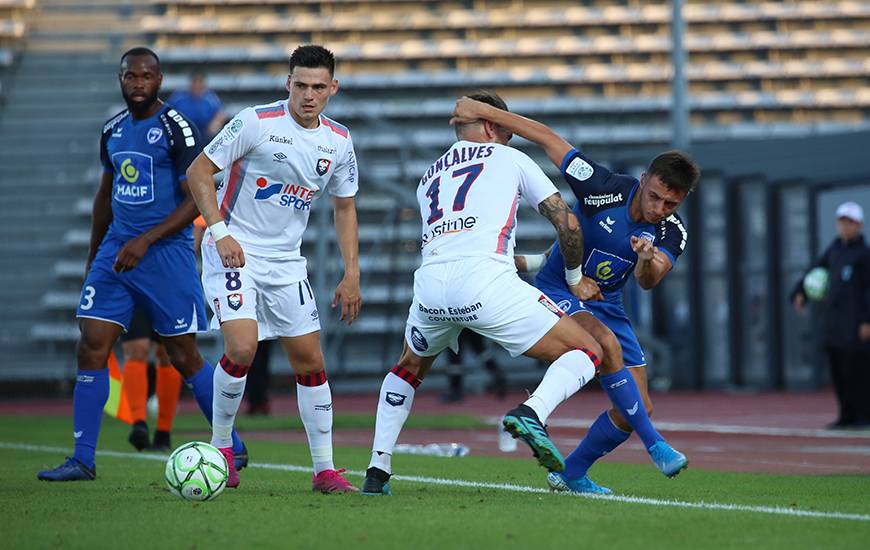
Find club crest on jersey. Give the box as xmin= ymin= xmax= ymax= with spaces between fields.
xmin=316 ymin=158 xmax=331 ymax=176
xmin=227 ymin=293 xmax=243 ymax=311
xmin=639 ymin=231 xmax=655 ymax=243
xmin=147 ymin=127 xmax=163 ymax=144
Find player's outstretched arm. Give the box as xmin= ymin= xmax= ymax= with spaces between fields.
xmin=631 ymin=235 xmax=672 ymax=289
xmin=538 ymin=193 xmax=586 ymax=298
xmin=451 ymin=97 xmax=573 ymax=168
xmin=186 ymin=153 xmax=245 ymax=268
xmin=86 ymin=171 xmax=114 ymax=275
xmin=332 ymin=196 xmax=361 ymax=325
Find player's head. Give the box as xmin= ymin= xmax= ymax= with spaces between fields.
xmin=285 ymin=45 xmax=338 ymax=128
xmin=118 ymin=47 xmax=162 ymax=116
xmin=637 ymin=151 xmax=700 ymax=224
xmin=454 ymin=90 xmax=513 ymax=145
xmin=835 ymin=201 xmax=864 ymax=242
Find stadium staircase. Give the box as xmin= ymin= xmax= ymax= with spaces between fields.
xmin=0 ymin=0 xmax=152 ymax=382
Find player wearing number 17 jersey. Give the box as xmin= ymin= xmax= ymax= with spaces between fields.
xmin=187 ymin=45 xmax=360 ymax=492
xmin=362 ymin=90 xmax=607 ymax=496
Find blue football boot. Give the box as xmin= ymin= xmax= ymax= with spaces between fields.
xmin=547 ymin=471 xmax=613 ymax=495
xmin=37 ymin=457 xmax=96 ymax=482
xmin=648 ymin=441 xmax=688 ymax=478
xmin=502 ymin=404 xmax=565 ymax=472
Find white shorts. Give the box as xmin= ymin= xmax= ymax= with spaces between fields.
xmin=201 ymin=244 xmax=320 ymax=340
xmin=404 ymin=257 xmax=563 ymax=358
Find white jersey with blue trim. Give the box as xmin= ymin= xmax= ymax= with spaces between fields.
xmin=203 ymin=99 xmax=357 ymax=272
xmin=415 ymin=140 xmax=558 ymax=267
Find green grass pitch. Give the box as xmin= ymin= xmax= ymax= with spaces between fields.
xmin=2 ymin=413 xmax=868 ymax=549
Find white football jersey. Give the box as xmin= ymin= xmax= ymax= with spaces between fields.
xmin=204 ymin=99 xmax=358 ymax=275
xmin=416 ymin=140 xmax=558 ymax=267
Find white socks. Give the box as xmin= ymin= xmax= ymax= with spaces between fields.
xmin=523 ymin=349 xmax=596 ymax=424
xmin=211 ymin=363 xmax=247 ymax=449
xmin=296 ymin=377 xmax=334 ymax=475
xmin=368 ymin=366 xmax=420 ymax=475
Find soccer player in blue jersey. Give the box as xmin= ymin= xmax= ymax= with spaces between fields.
xmin=452 ymin=97 xmax=699 ymax=494
xmin=38 ymin=47 xmax=246 ymax=481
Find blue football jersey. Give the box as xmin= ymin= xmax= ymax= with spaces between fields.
xmin=100 ymin=104 xmax=203 ymax=244
xmin=536 ymin=148 xmax=687 ymax=297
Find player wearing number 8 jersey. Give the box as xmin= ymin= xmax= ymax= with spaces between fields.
xmin=362 ymin=90 xmax=606 ymax=496
xmin=186 ymin=45 xmax=360 ymax=492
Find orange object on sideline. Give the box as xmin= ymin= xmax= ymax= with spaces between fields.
xmin=123 ymin=359 xmax=149 ymax=422
xmin=155 ymin=364 xmax=182 ymax=432
xmin=103 ymin=351 xmax=134 ymax=424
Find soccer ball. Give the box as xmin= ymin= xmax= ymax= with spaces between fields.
xmin=803 ymin=267 xmax=829 ymax=301
xmin=165 ymin=442 xmax=228 ymax=501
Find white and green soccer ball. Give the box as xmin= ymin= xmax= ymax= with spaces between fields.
xmin=165 ymin=442 xmax=228 ymax=501
xmin=803 ymin=267 xmax=829 ymax=301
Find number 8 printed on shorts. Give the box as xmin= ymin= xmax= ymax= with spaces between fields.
xmin=225 ymin=272 xmax=242 ymax=291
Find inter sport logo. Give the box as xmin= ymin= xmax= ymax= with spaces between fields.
xmin=253 ymin=177 xmax=314 ymax=210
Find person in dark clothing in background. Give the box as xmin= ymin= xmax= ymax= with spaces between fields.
xmin=441 ymin=330 xmax=507 ymax=403
xmin=792 ymin=201 xmax=870 ymax=429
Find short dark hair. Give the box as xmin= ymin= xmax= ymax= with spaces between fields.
xmin=466 ymin=89 xmax=508 ymax=112
xmin=647 ymin=150 xmax=700 ymax=194
xmin=288 ymin=45 xmax=335 ymax=76
xmin=120 ymin=46 xmax=160 ymax=69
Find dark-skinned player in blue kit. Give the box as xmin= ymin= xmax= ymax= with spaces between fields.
xmin=38 ymin=47 xmax=246 ymax=481
xmin=452 ymin=97 xmax=699 ymax=495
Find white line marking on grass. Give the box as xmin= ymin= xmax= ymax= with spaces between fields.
xmin=6 ymin=441 xmax=869 ymax=523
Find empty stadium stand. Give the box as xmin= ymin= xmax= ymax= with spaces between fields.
xmin=1 ymin=0 xmax=869 ymax=390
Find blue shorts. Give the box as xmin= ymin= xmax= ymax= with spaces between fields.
xmin=539 ymin=286 xmax=646 ymax=368
xmin=76 ymin=235 xmax=207 ymax=337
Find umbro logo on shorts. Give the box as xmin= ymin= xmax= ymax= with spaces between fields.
xmin=385 ymin=392 xmax=407 ymax=407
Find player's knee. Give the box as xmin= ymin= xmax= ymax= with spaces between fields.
xmin=290 ymin=351 xmax=324 ymax=375
xmin=75 ymin=337 xmax=110 ymax=370
xmin=164 ymin=342 xmax=203 ymax=377
xmin=224 ymin=342 xmax=257 ymax=366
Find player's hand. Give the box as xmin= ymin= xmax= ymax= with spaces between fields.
xmin=792 ymin=293 xmax=806 ymax=314
xmin=859 ymin=323 xmax=870 ymax=342
xmin=216 ymin=236 xmax=245 ymax=269
xmin=578 ymin=276 xmax=604 ymax=301
xmin=113 ymin=236 xmax=151 ymax=273
xmin=631 ymin=235 xmax=656 ymax=262
xmin=332 ymin=273 xmax=361 ymax=326
xmin=449 ymin=97 xmax=485 ymax=126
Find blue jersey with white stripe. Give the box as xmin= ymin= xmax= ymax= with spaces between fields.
xmin=536 ymin=148 xmax=687 ymax=298
xmin=99 ymin=104 xmax=202 ymax=244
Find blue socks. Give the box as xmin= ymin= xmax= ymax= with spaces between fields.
xmin=72 ymin=369 xmax=109 ymax=469
xmin=563 ymin=410 xmax=630 ymax=479
xmin=185 ymin=361 xmax=244 ymax=454
xmin=599 ymin=368 xmax=663 ymax=450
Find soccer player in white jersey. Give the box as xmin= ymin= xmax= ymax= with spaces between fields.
xmin=361 ymin=91 xmax=607 ymax=496
xmin=186 ymin=45 xmax=360 ymax=493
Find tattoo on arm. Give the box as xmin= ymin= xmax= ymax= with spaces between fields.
xmin=538 ymin=193 xmax=583 ymax=269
